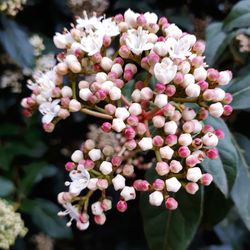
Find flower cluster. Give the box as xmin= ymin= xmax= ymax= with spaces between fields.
xmin=21 ymin=9 xmax=233 ymax=230
xmin=0 ymin=0 xmax=26 ymax=16
xmin=0 ymin=199 xmax=27 ymax=249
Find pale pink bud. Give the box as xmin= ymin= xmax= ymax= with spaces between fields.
xmin=69 ymin=99 xmax=81 ymax=112
xmin=163 ymin=121 xmax=177 ymax=135
xmin=193 ymin=66 xmax=207 ymax=81
xmin=56 ymin=62 xmax=68 ymax=75
xmin=84 ymin=139 xmax=95 ymax=151
xmin=153 ymin=41 xmax=168 ymax=56
xmin=153 ymin=136 xmax=164 ymax=147
xmin=61 ymin=86 xmax=73 ymax=98
xmin=101 ymin=57 xmax=113 ymax=71
xmin=185 ymin=84 xmax=201 ymax=97
xmin=112 ymin=118 xmax=126 ymax=132
xmin=88 ymin=148 xmax=102 ymax=161
xmin=91 ymin=52 xmax=102 ymax=63
xmin=179 ymin=61 xmax=191 ymax=74
xmin=202 ymin=124 xmax=214 ymax=133
xmin=207 ymin=68 xmax=219 ymax=81
xmin=193 ymin=40 xmax=205 ymax=54
xmin=182 ymin=107 xmax=196 ymax=121
xmin=191 ymin=56 xmax=204 ymax=68
xmin=125 ymin=140 xmax=137 ymax=150
xmin=192 ymin=150 xmax=206 ymax=161
xmin=163 ymin=103 xmax=175 ymax=116
xmin=178 ymin=146 xmax=191 ymax=158
xmin=87 ymin=178 xmax=98 ymax=190
xmin=149 ymin=191 xmax=164 ymax=206
xmin=200 ymin=173 xmax=213 ymax=185
xmin=141 ymin=87 xmax=154 ymax=100
xmin=101 ymin=122 xmax=112 ymax=133
xmin=116 ymin=200 xmax=127 ymax=212
xmin=165 ymin=177 xmax=181 ymax=192
xmin=185 ymin=182 xmax=199 ymax=194
xmin=123 ymin=164 xmax=134 ymax=176
xmin=129 ymin=103 xmax=142 ymax=115
xmin=186 ymin=155 xmax=200 ymax=167
xmin=202 ymin=132 xmax=218 ymax=147
xmin=169 ymin=160 xmax=183 ymax=173
xmin=119 ymin=45 xmax=131 ymax=58
xmin=147 ymin=53 xmax=160 ymax=65
xmin=127 ymin=115 xmax=139 ymax=126
xmin=223 ymin=93 xmax=233 ymax=104
xmin=206 ymin=148 xmax=219 ymax=159
xmin=165 ymin=197 xmax=178 ymax=210
xmin=105 ymin=104 xmax=116 ymax=115
xmin=155 ymin=161 xmax=170 ymax=176
xmin=136 ymin=123 xmax=147 ymax=135
xmin=164 ymin=135 xmax=176 ymax=147
xmin=115 ymin=107 xmax=130 ymax=120
xmin=84 ymin=159 xmax=95 ymax=170
xmin=91 ymin=201 xmax=103 ymax=215
xmin=137 ymin=14 xmax=147 ymax=26
xmin=159 ymin=146 xmax=174 ymax=160
xmin=173 ymin=72 xmax=184 ymax=85
xmin=99 ymin=161 xmax=113 ymax=175
xmin=218 ymin=70 xmax=232 ymax=86
xmin=186 ymin=167 xmax=202 ymax=182
xmin=133 ymin=180 xmax=150 ymax=191
xmin=152 ymin=115 xmax=165 ymax=128
xmin=138 ymin=137 xmax=153 ymax=151
xmin=182 ymin=121 xmax=194 ymax=133
xmin=197 ymin=80 xmax=209 ymax=91
xmin=79 ymin=88 xmax=92 ymax=101
xmin=154 ymin=94 xmax=168 ymax=108
xmin=94 ymin=213 xmax=106 ymax=225
xmin=97 ymin=179 xmax=109 ymax=190
xmin=112 ymin=174 xmax=126 ymax=191
xmin=192 ymin=138 xmax=203 ymax=149
xmin=79 ymin=213 xmax=89 ymax=224
xmin=178 ymin=133 xmax=193 ymax=146
xmin=109 ymin=86 xmax=122 ymax=101
xmin=120 ymin=186 xmax=136 ymax=201
xmin=152 ymin=179 xmax=165 ymax=191
xmin=43 ymin=123 xmax=55 ymax=133
xmin=101 ymin=199 xmax=112 ymax=211
xmin=103 ymin=35 xmax=111 ymax=47
xmin=182 ymin=74 xmax=195 ymax=88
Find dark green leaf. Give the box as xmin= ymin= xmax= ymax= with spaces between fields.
xmin=223 ymin=0 xmax=250 ymax=31
xmin=140 ymin=167 xmax=203 ymax=250
xmin=20 ymin=199 xmax=72 ymax=238
xmin=122 ymin=79 xmax=135 ymax=100
xmin=0 ymin=16 xmax=34 ymax=68
xmin=0 ymin=176 xmax=15 ymax=197
xmin=201 ymin=117 xmax=237 ymax=196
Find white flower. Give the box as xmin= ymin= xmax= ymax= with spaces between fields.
xmin=154 ymin=59 xmax=177 ymax=84
xmin=53 ymin=32 xmax=74 ymax=49
xmin=76 ymin=12 xmax=103 ymax=32
xmin=81 ymin=32 xmax=103 ymax=56
xmin=124 ymin=9 xmax=139 ymax=28
xmin=126 ymin=27 xmax=154 ymax=55
xmin=166 ymin=36 xmax=193 ymax=60
xmin=97 ymin=18 xmax=120 ymax=37
xmin=39 ymin=99 xmax=60 ymax=124
xmin=144 ymin=12 xmax=158 ymax=24
xmin=67 ymin=165 xmax=90 ymax=195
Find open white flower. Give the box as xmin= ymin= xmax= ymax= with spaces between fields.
xmin=126 ymin=27 xmax=154 ymax=55
xmin=154 ymin=58 xmax=177 ymax=84
xmin=53 ymin=32 xmax=74 ymax=49
xmin=81 ymin=32 xmax=103 ymax=56
xmin=97 ymin=17 xmax=120 ymax=37
xmin=166 ymin=35 xmax=196 ymax=60
xmin=124 ymin=9 xmax=139 ymax=28
xmin=67 ymin=165 xmax=90 ymax=195
xmin=76 ymin=11 xmax=103 ymax=32
xmin=39 ymin=99 xmax=60 ymax=124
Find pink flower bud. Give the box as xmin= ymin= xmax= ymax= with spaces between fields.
xmin=165 ymin=85 xmax=176 ymax=97
xmin=200 ymin=173 xmax=213 ymax=186
xmin=91 ymin=201 xmax=103 ymax=215
xmin=147 ymin=53 xmax=160 ymax=65
xmin=101 ymin=57 xmax=113 ymax=71
xmin=65 ymin=162 xmax=76 ymax=171
xmin=165 ymin=177 xmax=182 ymax=192
xmin=101 ymin=122 xmax=112 ymax=133
xmin=155 ymin=161 xmax=170 ymax=176
xmin=104 ymin=104 xmax=116 ymax=115
xmin=163 ymin=103 xmax=175 ymax=117
xmin=197 ymin=80 xmax=209 ymax=91
xmin=103 ymin=35 xmax=111 ymax=47
xmin=153 ymin=41 xmax=168 ymax=57
xmin=193 ymin=67 xmax=207 ymax=81
xmin=109 ymin=86 xmax=122 ymax=101
xmin=214 ymin=129 xmax=225 ymax=139
xmin=97 ymin=179 xmax=109 ymax=190
xmin=165 ymin=134 xmax=178 ymax=146
xmin=164 ymin=121 xmax=178 ymax=135
xmin=191 ymin=56 xmax=204 ymax=68
xmin=91 ymin=52 xmax=102 ymax=63
xmin=84 ymin=159 xmax=95 ymax=170
xmin=186 ymin=167 xmax=202 ymax=182
xmin=223 ymin=105 xmax=233 ymax=116
xmin=124 ymin=127 xmax=136 ymax=139
xmin=185 ymin=182 xmax=199 ymax=194
xmin=116 ymin=200 xmax=127 ymax=212
xmin=223 ymin=93 xmax=233 ymax=104
xmin=154 ymin=94 xmax=168 ymax=108
xmin=169 ymin=160 xmax=183 ymax=173
xmin=136 ymin=123 xmax=147 ymax=135
xmin=193 ymin=40 xmax=205 ymax=55
xmin=153 ymin=136 xmax=164 ymax=147
xmin=206 ymin=148 xmax=219 ymax=159
xmin=123 ymin=164 xmax=134 ymax=176
xmin=152 ymin=115 xmax=165 ymax=128
xmin=158 ymin=17 xmax=168 ymax=26
xmin=127 ymin=115 xmax=139 ymax=126
xmin=133 ymin=180 xmax=150 ymax=191
xmin=192 ymin=138 xmax=203 ymax=149
xmin=101 ymin=199 xmax=112 ymax=211
xmin=185 ymin=84 xmax=201 ymax=97
xmin=61 ymin=86 xmax=73 ymax=98
xmin=43 ymin=123 xmax=55 ymax=133
xmin=95 ymin=89 xmax=107 ymax=101
xmin=186 ymin=155 xmax=200 ymax=167
xmin=152 ymin=179 xmax=165 ymax=191
xmin=88 ymin=148 xmax=102 ymax=161
xmin=173 ymin=72 xmax=184 ymax=85
xmin=119 ymin=45 xmax=131 ymax=58
xmin=218 ymin=70 xmax=232 ymax=86
xmin=94 ymin=213 xmax=106 ymax=225
xmin=129 ymin=103 xmax=142 ymax=116
xmin=149 ymin=191 xmax=164 ymax=206
xmin=182 ymin=121 xmax=195 ymax=133
xmin=202 ymin=124 xmax=214 ymax=133
xmin=198 ymin=108 xmax=209 ymax=120
xmin=155 ymin=83 xmax=166 ymax=93
xmin=71 ymin=150 xmax=83 ymax=163
xmin=165 ymin=197 xmax=178 ymax=210
xmin=111 ymin=156 xmax=122 ymax=167
xmin=79 ymin=213 xmax=89 ymax=224
xmin=114 ymin=13 xmax=124 ymax=23
xmin=125 ymin=140 xmax=137 ymax=150
xmin=178 ymin=146 xmax=191 ymax=158
xmin=207 ymin=68 xmax=219 ymax=81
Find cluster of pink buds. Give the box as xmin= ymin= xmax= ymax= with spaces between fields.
xmin=21 ymin=9 xmax=233 ymax=230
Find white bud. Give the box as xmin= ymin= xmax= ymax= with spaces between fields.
xmin=101 ymin=81 xmax=114 ymax=92
xmin=186 ymin=167 xmax=202 ymax=182
xmin=87 ymin=178 xmax=98 ymax=190
xmin=91 ymin=201 xmax=103 ymax=215
xmin=108 ymin=86 xmax=121 ymax=101
xmin=193 ymin=66 xmax=207 ymax=81
xmin=131 ymin=89 xmax=141 ymax=102
xmin=185 ymin=84 xmax=200 ymax=97
xmin=61 ymin=86 xmax=73 ymax=97
xmin=120 ymin=186 xmax=136 ymax=201
xmin=209 ymin=102 xmax=224 ymax=118
xmin=213 ymin=88 xmax=226 ymax=101
xmin=152 ymin=115 xmax=165 ymax=128
xmin=154 ymin=94 xmax=168 ymax=108
xmin=141 ymin=87 xmax=153 ymax=101
xmin=53 ymin=33 xmax=67 ymax=49
xmin=159 ymin=146 xmax=174 ymax=160
xmin=111 ymin=63 xmax=123 ymax=77
xmin=115 ymin=107 xmax=130 ymax=120
xmin=112 ymin=118 xmax=126 ymax=132
xmin=71 ymin=150 xmax=83 ymax=163
xmin=138 ymin=137 xmax=153 ymax=151
xmin=129 ymin=103 xmax=142 ymax=116
xmin=88 ymin=149 xmax=102 ymax=161
xmin=79 ymin=88 xmax=92 ymax=101
xmin=165 ymin=177 xmax=181 ymax=192
xmin=178 ymin=133 xmax=193 ymax=146
xmin=192 ymin=119 xmax=203 ymax=133
xmin=149 ymin=191 xmax=164 ymax=206
xmin=69 ymin=99 xmax=81 ymax=112
xmin=101 ymin=57 xmax=113 ymax=71
xmin=153 ymin=41 xmax=168 ymax=57
xmin=202 ymin=132 xmax=218 ymax=147
xmin=182 ymin=74 xmax=195 ymax=87
xmin=182 ymin=108 xmax=196 ymax=121
xmin=179 ymin=61 xmax=191 ymax=74
xmin=218 ymin=70 xmax=232 ymax=85
xmin=164 ymin=121 xmax=178 ymax=135
xmin=112 ymin=174 xmax=126 ymax=191
xmin=96 ymin=72 xmax=108 ymax=83
xmin=99 ymin=161 xmax=113 ymax=175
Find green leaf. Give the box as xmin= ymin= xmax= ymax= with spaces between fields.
xmin=0 ymin=16 xmax=34 ymax=68
xmin=223 ymin=0 xmax=250 ymax=31
xmin=20 ymin=199 xmax=72 ymax=238
xmin=231 ymin=135 xmax=250 ymax=230
xmin=140 ymin=167 xmax=203 ymax=250
xmin=226 ymin=72 xmax=250 ymax=110
xmin=122 ymin=79 xmax=135 ymax=100
xmin=201 ymin=117 xmax=237 ymax=197
xmin=0 ymin=176 xmax=15 ymax=197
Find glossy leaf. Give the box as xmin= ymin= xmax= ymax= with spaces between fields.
xmin=0 ymin=176 xmax=15 ymax=197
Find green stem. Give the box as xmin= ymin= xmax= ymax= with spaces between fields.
xmin=80 ymin=108 xmax=113 ymax=120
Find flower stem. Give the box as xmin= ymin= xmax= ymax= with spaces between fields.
xmin=171 ymin=97 xmax=198 ymax=103
xmin=121 ymin=94 xmax=132 ymax=106
xmin=80 ymin=108 xmax=113 ymax=120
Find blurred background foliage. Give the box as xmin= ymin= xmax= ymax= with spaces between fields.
xmin=1 ymin=0 xmax=250 ymax=249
